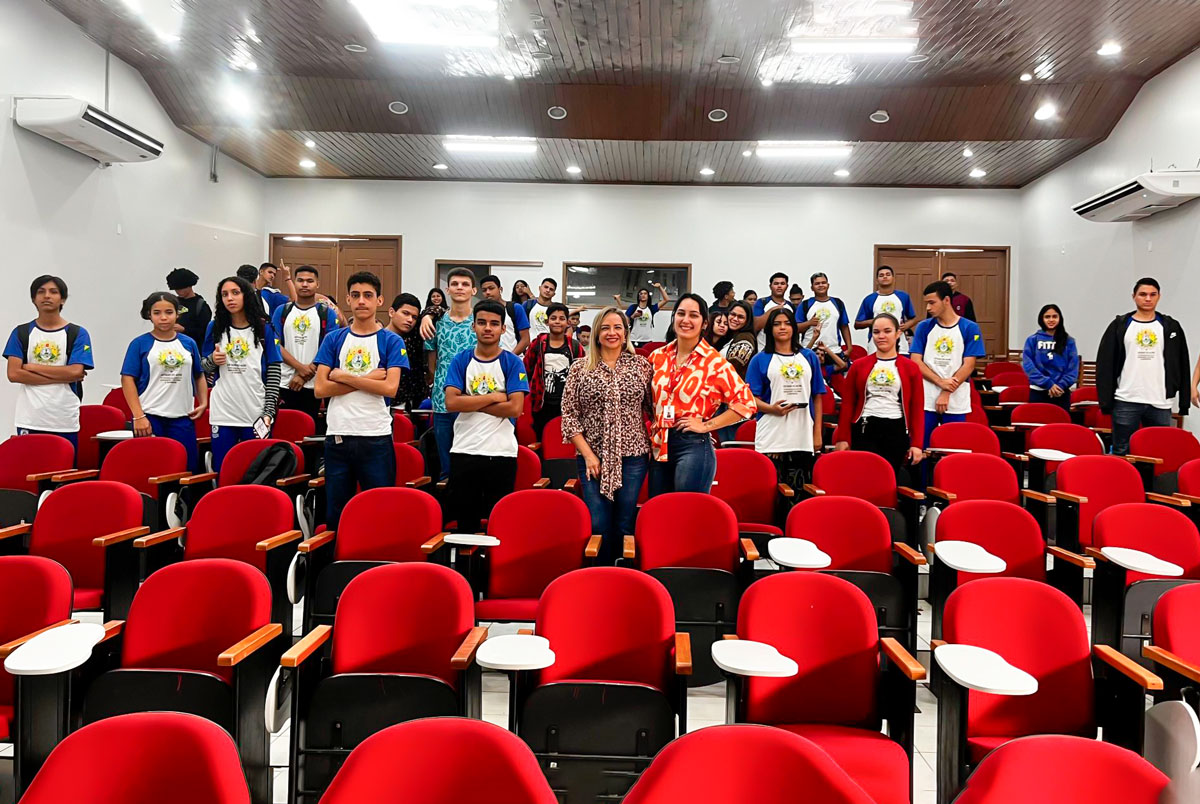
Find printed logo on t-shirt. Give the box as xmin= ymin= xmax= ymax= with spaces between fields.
xmin=469 ymin=373 xmax=499 ymax=395
xmin=31 ymin=339 xmax=60 ymax=364
xmin=157 ymin=347 xmax=186 ymax=372
xmin=292 ymin=315 xmax=313 ymax=336
xmin=343 ymin=346 xmax=374 ymax=374
xmin=813 ymin=307 xmax=832 ymax=323
xmin=878 ymin=298 xmax=899 ymax=316
xmin=779 ymin=359 xmax=806 ymax=380
xmin=933 ymin=335 xmax=955 ymax=355
xmin=1134 ymin=329 xmax=1158 ymax=349
xmin=226 ymin=337 xmax=251 ymax=362
xmin=532 ymin=308 xmax=548 ymax=327
xmin=869 ymin=365 xmax=898 ymax=387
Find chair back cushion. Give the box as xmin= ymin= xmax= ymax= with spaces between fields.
xmin=786 ymin=496 xmax=892 ymax=573
xmin=713 ymin=449 xmax=781 ymax=526
xmin=1056 ymin=456 xmax=1145 ymax=547
xmin=486 ymin=489 xmax=591 ymax=600
xmin=934 ymin=454 xmax=1019 ymax=505
xmin=1129 ymin=426 xmax=1200 ymax=475
xmin=636 ymin=493 xmax=739 ymax=571
xmin=31 ymin=481 xmax=143 ymax=595
xmin=812 ymin=451 xmax=897 ymax=508
xmin=0 ymin=556 xmax=72 ymax=708
xmin=335 ymin=487 xmax=442 ymax=563
xmin=184 ymin=485 xmax=294 ymax=572
xmin=929 ymin=422 xmax=1001 ymax=456
xmin=1152 ymin=583 xmax=1200 ymax=666
xmin=102 ymin=437 xmax=188 ymax=497
xmin=0 ymin=435 xmax=75 ymax=492
xmin=936 ymin=500 xmax=1046 ymax=582
xmin=1093 ymin=503 xmax=1200 ymax=583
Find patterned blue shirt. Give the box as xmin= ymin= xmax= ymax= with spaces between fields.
xmin=425 ymin=313 xmax=476 ymax=412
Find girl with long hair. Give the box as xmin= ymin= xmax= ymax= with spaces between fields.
xmin=721 ymin=300 xmax=757 ymax=378
xmin=1022 ymin=303 xmax=1078 ymax=410
xmin=511 ymin=279 xmax=534 ymax=306
xmin=705 ymin=309 xmax=729 ymax=349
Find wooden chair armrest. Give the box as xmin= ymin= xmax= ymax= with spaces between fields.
xmin=280 ymin=625 xmax=332 ymax=668
xmin=740 ymin=538 xmax=760 ymax=561
xmin=1021 ymin=489 xmax=1055 ymax=504
xmin=623 ymin=535 xmax=636 ymax=560
xmin=219 ymin=623 xmax=284 ymax=667
xmin=722 ymin=634 xmax=739 ymax=640
xmin=1176 ymin=493 xmax=1200 ymax=505
xmin=93 ymin=526 xmax=151 ymax=547
xmin=584 ymin=535 xmax=602 ymax=558
xmin=528 ymin=442 xmax=542 ymax=452
xmin=983 ymin=405 xmax=1001 ymax=411
xmin=1047 ymin=545 xmax=1094 ymax=569
xmin=881 ymin=637 xmax=926 ymax=681
xmin=532 ymin=477 xmax=551 ymax=489
xmin=517 ymin=628 xmax=534 ymax=636
xmin=802 ymin=483 xmax=825 ymax=496
xmin=421 ymin=532 xmax=449 ymax=554
xmin=179 ymin=472 xmax=218 ymax=486
xmin=134 ymin=527 xmax=185 ymax=548
xmin=450 ymin=626 xmax=489 ymax=670
xmin=51 ymin=469 xmax=99 ymax=482
xmin=0 ymin=619 xmax=77 ymax=659
xmin=309 ymin=476 xmax=325 ymax=488
xmin=1083 ymin=546 xmax=1107 ymax=563
xmin=1147 ymin=492 xmax=1189 ymax=507
xmin=1142 ymin=645 xmax=1200 ymax=685
xmin=1001 ymin=451 xmax=1029 ymax=462
xmin=406 ymin=475 xmax=432 ymax=488
xmin=1093 ymin=644 xmax=1162 ymax=690
xmin=1125 ymin=454 xmax=1164 ymax=465
xmin=674 ymin=632 xmax=692 ymax=676
xmin=0 ymin=523 xmax=33 ymax=541
xmin=564 ymin=478 xmax=579 ymax=491
xmin=1051 ymin=490 xmax=1088 ymax=504
xmin=777 ymin=483 xmax=795 ymax=498
xmin=992 ymin=426 xmax=1016 ymax=433
xmin=26 ymin=469 xmax=72 ymax=482
xmin=298 ymin=532 xmax=335 ymax=553
xmin=436 ymin=479 xmax=448 ymax=492
xmin=893 ymin=542 xmax=927 ymax=565
xmin=255 ymin=530 xmax=303 ymax=552
xmin=930 ymin=638 xmax=947 ymax=650
xmin=1091 ymin=427 xmax=1112 ymax=434
xmin=897 ymin=486 xmax=925 ymax=500
xmin=276 ymin=473 xmax=312 ymax=487
xmin=99 ymin=620 xmax=124 ymax=644
xmin=925 ymin=486 xmax=956 ymax=502
xmin=148 ymin=472 xmax=191 ymax=484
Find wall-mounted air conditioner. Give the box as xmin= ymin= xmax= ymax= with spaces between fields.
xmin=1072 ymin=171 xmax=1200 ymax=222
xmin=12 ymin=96 xmax=163 ymax=164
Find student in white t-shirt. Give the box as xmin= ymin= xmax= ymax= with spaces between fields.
xmin=202 ymin=277 xmax=283 ymax=472
xmin=314 ymin=271 xmax=409 ymax=529
xmin=121 ymin=292 xmax=208 ymax=472
xmin=746 ymin=308 xmax=826 ymax=487
xmin=620 ymin=281 xmax=670 ymax=347
xmin=798 ymin=272 xmax=853 ymax=377
xmin=444 ymin=300 xmax=530 ymax=533
xmin=855 ymin=265 xmax=917 ymax=354
xmin=271 ymin=265 xmax=339 ymax=430
xmin=909 ymin=280 xmax=986 ymax=448
xmin=752 ymin=272 xmax=795 ymax=350
xmin=3 ymin=275 xmax=94 ymax=456
xmin=480 ymin=274 xmax=531 ymax=355
xmin=524 ymin=277 xmax=558 ymax=338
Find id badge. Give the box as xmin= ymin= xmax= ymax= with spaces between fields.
xmin=662 ymin=404 xmax=676 ymax=429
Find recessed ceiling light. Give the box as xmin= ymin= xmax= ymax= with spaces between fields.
xmin=742 ymin=150 xmax=752 ymax=157
xmin=869 ymin=109 xmax=890 ymax=123
xmin=790 ymin=37 xmax=919 ymax=55
xmin=349 ymin=0 xmax=499 ymax=47
xmin=246 ymin=27 xmax=261 ymax=44
xmin=566 ymin=165 xmax=582 ymax=174
xmin=299 ymin=158 xmax=316 ymax=168
xmin=761 ymin=78 xmax=774 ymax=87
xmin=432 ymin=163 xmax=448 ymax=170
xmin=304 ymin=139 xmax=316 ymax=148
xmin=1097 ymin=42 xmax=1122 ymax=56
xmin=443 ymin=135 xmax=538 ymax=155
xmin=504 ymin=74 xmax=514 ymax=80
xmin=547 ymin=106 xmax=567 ymax=120
xmin=344 ymin=43 xmax=368 ymax=53
xmin=834 ymin=169 xmax=850 ymax=178
xmin=1034 ymin=102 xmax=1057 ymax=121
xmin=223 ymin=84 xmax=256 ymax=118
xmin=969 ymin=168 xmax=987 ymax=178
xmin=708 ymin=108 xmax=729 ymax=122
xmin=962 ymin=147 xmax=973 ymax=158
xmin=756 ymin=140 xmax=854 ymax=159
xmin=699 ymin=167 xmax=715 ymax=176
xmin=717 ymin=54 xmax=741 ymax=64
xmin=531 ymin=51 xmax=553 ymax=60
xmin=855 ymin=0 xmax=913 ymax=15
xmin=1019 ymin=72 xmax=1033 ymax=81
xmin=905 ymin=54 xmax=929 ymax=63
xmin=388 ymin=101 xmax=409 ymax=115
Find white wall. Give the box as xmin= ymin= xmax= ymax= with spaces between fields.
xmin=266 ymin=179 xmax=1021 ymax=342
xmin=0 ymin=0 xmax=265 ymax=430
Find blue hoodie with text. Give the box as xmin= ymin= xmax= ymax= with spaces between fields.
xmin=1021 ymin=330 xmax=1078 ymax=390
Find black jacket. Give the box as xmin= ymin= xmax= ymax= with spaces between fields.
xmin=177 ymin=294 xmax=212 ymax=348
xmin=1095 ymin=311 xmax=1190 ymax=416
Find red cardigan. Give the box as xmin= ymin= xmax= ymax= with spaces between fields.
xmin=833 ymin=354 xmax=925 ymax=446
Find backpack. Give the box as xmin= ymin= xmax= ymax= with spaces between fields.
xmin=279 ymin=302 xmax=330 ymax=344
xmin=17 ymin=323 xmax=84 ymax=400
xmin=239 ymin=443 xmax=299 ymax=487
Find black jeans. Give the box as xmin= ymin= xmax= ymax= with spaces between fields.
xmin=1029 ymin=387 xmax=1072 ymax=411
xmin=850 ymin=416 xmax=912 ymax=477
xmin=449 ymin=453 xmax=518 ymax=533
xmin=324 ymin=434 xmax=395 ymax=529
xmin=768 ymin=451 xmax=816 ymax=491
xmin=532 ymin=402 xmax=562 ymax=440
xmin=279 ymin=387 xmax=324 ymax=433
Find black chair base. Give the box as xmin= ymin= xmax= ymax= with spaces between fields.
xmin=307 ymin=560 xmax=391 ymax=629
xmin=81 ymin=669 xmax=235 ymax=732
xmin=646 ymin=567 xmax=740 ymax=687
xmin=0 ymin=490 xmax=37 ymax=530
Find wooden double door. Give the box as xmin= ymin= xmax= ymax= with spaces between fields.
xmin=874 ymin=246 xmax=1010 ymax=359
xmin=269 ymin=235 xmax=402 ymax=327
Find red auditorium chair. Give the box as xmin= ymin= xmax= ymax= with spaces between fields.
xmin=847 ymin=344 xmax=868 ymax=362
xmin=506 ymin=567 xmax=689 ymax=803
xmin=622 ymin=725 xmax=876 ymax=804
xmin=983 ymin=361 xmax=1021 ymax=381
xmin=319 ymin=718 xmax=557 ymax=804
xmin=989 ymin=371 xmax=1029 ymax=389
xmin=304 ymin=441 xmax=431 ymax=536
xmin=933 ymin=578 xmax=1163 ymax=804
xmin=1176 ymin=457 xmax=1200 ymax=499
xmin=517 ymin=398 xmax=538 ymax=448
xmin=1143 ymin=583 xmax=1200 ymax=700
xmin=273 ymin=409 xmax=315 ymax=444
xmin=1086 ymin=503 xmax=1200 ymax=664
xmin=514 ymin=444 xmax=552 ymax=491
xmin=44 ymin=437 xmax=190 ymax=529
xmin=983 ymin=385 xmax=1029 ymax=428
xmin=952 ymin=734 xmax=1168 ymax=804
xmin=538 ymin=416 xmax=579 ymax=489
xmin=391 ymin=410 xmax=415 ymax=443
xmin=133 ymin=485 xmax=301 ymax=635
xmin=179 ymin=438 xmax=309 ymax=526
xmin=299 ymin=487 xmax=447 ymax=629
xmin=0 ymin=557 xmax=73 ymax=745
xmin=0 ymin=481 xmax=145 ymax=618
xmin=18 ymin=712 xmax=252 ymax=804
xmin=927 ymin=421 xmax=1001 ymax=456
xmin=1018 ymin=422 xmax=1106 ymax=491
xmin=723 ymin=572 xmax=924 ymax=804
xmin=992 ymin=401 xmax=1070 ymax=455
xmin=624 ymin=493 xmax=755 ymax=686
xmin=806 ymin=450 xmax=923 ymax=546
xmin=924 ymin=453 xmax=1053 ymax=547
xmin=280 ymin=564 xmax=486 ymax=802
xmin=0 ymin=435 xmax=75 ymax=525
xmin=77 ymin=404 xmax=126 ymax=471
xmin=1130 ymin=426 xmax=1200 ymax=494
xmin=1069 ymin=386 xmax=1112 ymax=441
xmin=783 ymin=496 xmax=925 ymax=651
xmin=718 ymin=418 xmax=756 ymax=448
xmin=101 ymin=387 xmax=133 ymax=423
xmin=711 ymin=448 xmax=795 ymax=550
xmin=470 ymin=489 xmax=599 ymax=622
xmin=64 ymin=559 xmax=281 ymax=804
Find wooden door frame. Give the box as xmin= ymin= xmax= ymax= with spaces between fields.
xmin=268 ymin=233 xmax=404 ymax=289
xmin=561 ymin=261 xmax=691 ymax=308
xmin=873 ymin=244 xmax=1011 ymax=355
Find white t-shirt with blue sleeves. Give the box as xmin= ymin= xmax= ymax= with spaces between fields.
xmin=752 ymin=298 xmax=794 ymax=350
xmin=314 ymin=327 xmax=409 ymax=437
xmin=271 ymin=302 xmax=339 ymax=389
xmin=120 ymin=333 xmax=204 ymax=418
xmin=445 ymin=350 xmax=530 ymax=458
xmin=746 ymin=349 xmax=826 ymax=453
xmin=502 ymin=302 xmax=530 ymax=352
xmin=856 ymin=291 xmax=916 ymax=354
xmin=203 ymin=322 xmax=283 ymax=427
xmin=627 ymin=302 xmax=660 ymax=343
xmin=910 ymin=317 xmax=986 ymax=414
xmin=3 ymin=322 xmax=94 ymax=432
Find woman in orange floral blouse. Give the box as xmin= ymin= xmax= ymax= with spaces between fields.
xmin=648 ymin=293 xmax=756 ymax=496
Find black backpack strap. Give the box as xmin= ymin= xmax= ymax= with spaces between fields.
xmin=316 ymin=303 xmax=329 ymax=343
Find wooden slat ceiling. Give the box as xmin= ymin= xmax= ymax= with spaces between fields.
xmin=42 ymin=0 xmax=1200 ymax=187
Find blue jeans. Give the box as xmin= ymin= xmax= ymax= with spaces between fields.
xmin=648 ymin=430 xmax=716 ymax=497
xmin=577 ymin=454 xmax=648 ymax=565
xmin=148 ymin=415 xmax=199 ymax=473
xmin=211 ymin=425 xmax=256 ymax=473
xmin=922 ymin=411 xmax=967 ymax=449
xmin=324 ymin=434 xmax=396 ymax=529
xmin=433 ymin=412 xmax=458 ymax=480
xmin=1110 ymin=401 xmax=1172 ymax=456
